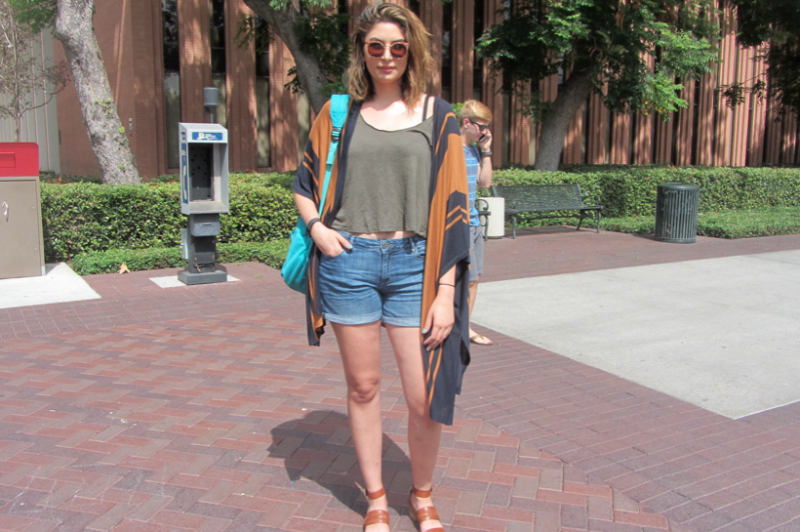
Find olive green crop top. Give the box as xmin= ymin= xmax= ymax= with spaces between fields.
xmin=332 ymin=113 xmax=434 ymax=237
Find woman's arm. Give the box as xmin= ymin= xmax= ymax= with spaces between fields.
xmin=294 ymin=192 xmax=351 ymax=257
xmin=422 ymin=264 xmax=456 ymax=349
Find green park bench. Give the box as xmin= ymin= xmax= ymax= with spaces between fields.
xmin=491 ymin=184 xmax=603 ymax=238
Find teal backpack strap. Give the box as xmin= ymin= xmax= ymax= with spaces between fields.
xmin=318 ymin=94 xmax=350 ymax=214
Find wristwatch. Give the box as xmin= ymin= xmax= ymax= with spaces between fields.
xmin=481 ymin=151 xmax=493 ymax=157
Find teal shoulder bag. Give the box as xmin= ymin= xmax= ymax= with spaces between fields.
xmin=281 ymin=94 xmax=350 ymax=293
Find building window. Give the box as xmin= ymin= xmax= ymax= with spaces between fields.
xmin=442 ymin=1 xmax=453 ymax=102
xmin=473 ymin=0 xmax=485 ymax=101
xmin=256 ymin=17 xmax=270 ymax=168
xmin=163 ymin=0 xmax=180 ymax=169
xmin=210 ymin=0 xmax=227 ymax=127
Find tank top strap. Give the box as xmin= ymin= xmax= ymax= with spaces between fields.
xmin=422 ymin=94 xmax=432 ymax=121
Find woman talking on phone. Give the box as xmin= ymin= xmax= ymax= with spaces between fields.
xmin=292 ymin=4 xmax=470 ymax=531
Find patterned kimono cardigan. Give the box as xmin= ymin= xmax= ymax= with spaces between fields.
xmin=292 ymin=96 xmax=471 ymax=425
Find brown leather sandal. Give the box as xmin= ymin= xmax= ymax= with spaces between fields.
xmin=364 ymin=487 xmax=390 ymax=531
xmin=408 ymin=487 xmax=445 ymax=532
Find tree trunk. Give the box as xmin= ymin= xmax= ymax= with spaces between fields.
xmin=244 ymin=0 xmax=330 ymax=114
xmin=54 ymin=0 xmax=140 ymax=184
xmin=534 ymin=68 xmax=594 ymax=171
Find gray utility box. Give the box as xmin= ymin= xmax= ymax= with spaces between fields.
xmin=0 ymin=142 xmax=45 ymax=280
xmin=179 ymin=123 xmax=229 ymax=215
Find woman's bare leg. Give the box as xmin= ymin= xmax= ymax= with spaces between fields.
xmin=330 ymin=321 xmax=389 ymax=531
xmin=385 ymin=324 xmax=443 ymax=531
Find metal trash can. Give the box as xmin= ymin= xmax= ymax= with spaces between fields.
xmin=655 ymin=182 xmax=700 ymax=243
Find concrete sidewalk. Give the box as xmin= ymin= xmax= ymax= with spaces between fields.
xmin=473 ymin=249 xmax=800 ymax=419
xmin=0 ymin=230 xmax=799 ymax=532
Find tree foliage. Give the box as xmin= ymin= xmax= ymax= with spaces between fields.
xmin=7 ymin=0 xmax=54 ymax=33
xmin=284 ymin=10 xmax=350 ymax=97
xmin=476 ymin=0 xmax=719 ymax=170
xmin=479 ymin=0 xmax=718 ymax=117
xmin=9 ymin=0 xmax=140 ymax=184
xmin=0 ymin=0 xmax=67 ymax=140
xmin=242 ymin=0 xmax=350 ymax=114
xmin=237 ymin=5 xmax=350 ymax=99
xmin=729 ymin=0 xmax=800 ymax=114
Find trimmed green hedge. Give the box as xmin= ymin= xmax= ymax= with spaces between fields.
xmin=493 ymin=165 xmax=800 ymax=218
xmin=43 ymin=166 xmax=800 ymax=264
xmin=41 ymin=181 xmax=297 ymax=262
xmin=71 ymin=240 xmax=291 ymax=275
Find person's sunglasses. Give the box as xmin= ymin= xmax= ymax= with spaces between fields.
xmin=365 ymin=40 xmax=410 ymax=59
xmin=468 ymin=118 xmax=490 ymax=132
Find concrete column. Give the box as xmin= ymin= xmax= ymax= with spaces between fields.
xmin=418 ymin=0 xmax=443 ymax=96
xmin=632 ymin=55 xmax=654 ymax=164
xmin=131 ymin=0 xmax=167 ymax=178
xmin=714 ymin=0 xmax=736 ymax=167
xmin=695 ymin=72 xmax=715 ymax=165
xmin=653 ymin=112 xmax=673 ymax=164
xmin=508 ymin=91 xmax=530 ymax=165
xmin=675 ymin=79 xmax=695 ymax=166
xmin=179 ymin=0 xmax=211 ymax=124
xmin=483 ymin=0 xmax=504 ymax=168
xmin=225 ymin=0 xmax=257 ymax=172
xmin=782 ymin=112 xmax=797 ymax=165
xmin=348 ymin=0 xmax=371 ymax=35
xmin=452 ymin=0 xmax=474 ymax=104
xmin=610 ymin=113 xmax=631 ymax=164
xmin=586 ymin=91 xmax=607 ymax=164
xmin=730 ymin=45 xmax=753 ymax=166
xmin=748 ymin=47 xmax=768 ymax=165
xmin=269 ymin=35 xmax=299 ymax=172
xmin=562 ymin=102 xmax=585 ymax=165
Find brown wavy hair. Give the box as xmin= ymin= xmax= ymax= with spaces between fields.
xmin=347 ymin=3 xmax=433 ymax=107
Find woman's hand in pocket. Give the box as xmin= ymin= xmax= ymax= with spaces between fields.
xmin=310 ymin=224 xmax=352 ymax=257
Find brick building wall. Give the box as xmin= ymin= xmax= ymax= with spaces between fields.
xmin=52 ymin=0 xmax=799 ymax=179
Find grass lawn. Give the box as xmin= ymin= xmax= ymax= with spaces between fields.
xmin=595 ymin=207 xmax=800 ymax=239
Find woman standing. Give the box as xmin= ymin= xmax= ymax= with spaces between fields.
xmin=292 ymin=5 xmax=470 ymax=531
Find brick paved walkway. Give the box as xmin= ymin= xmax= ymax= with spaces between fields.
xmin=1 ymin=230 xmax=800 ymax=532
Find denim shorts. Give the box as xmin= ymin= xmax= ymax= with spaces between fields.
xmin=319 ymin=231 xmax=425 ymax=327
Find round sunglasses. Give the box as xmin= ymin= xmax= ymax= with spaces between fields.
xmin=365 ymin=40 xmax=410 ymax=59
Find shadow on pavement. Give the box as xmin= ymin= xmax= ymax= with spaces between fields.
xmin=268 ymin=410 xmax=412 ymax=520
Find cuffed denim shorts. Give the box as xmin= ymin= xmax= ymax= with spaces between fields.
xmin=319 ymin=231 xmax=425 ymax=327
